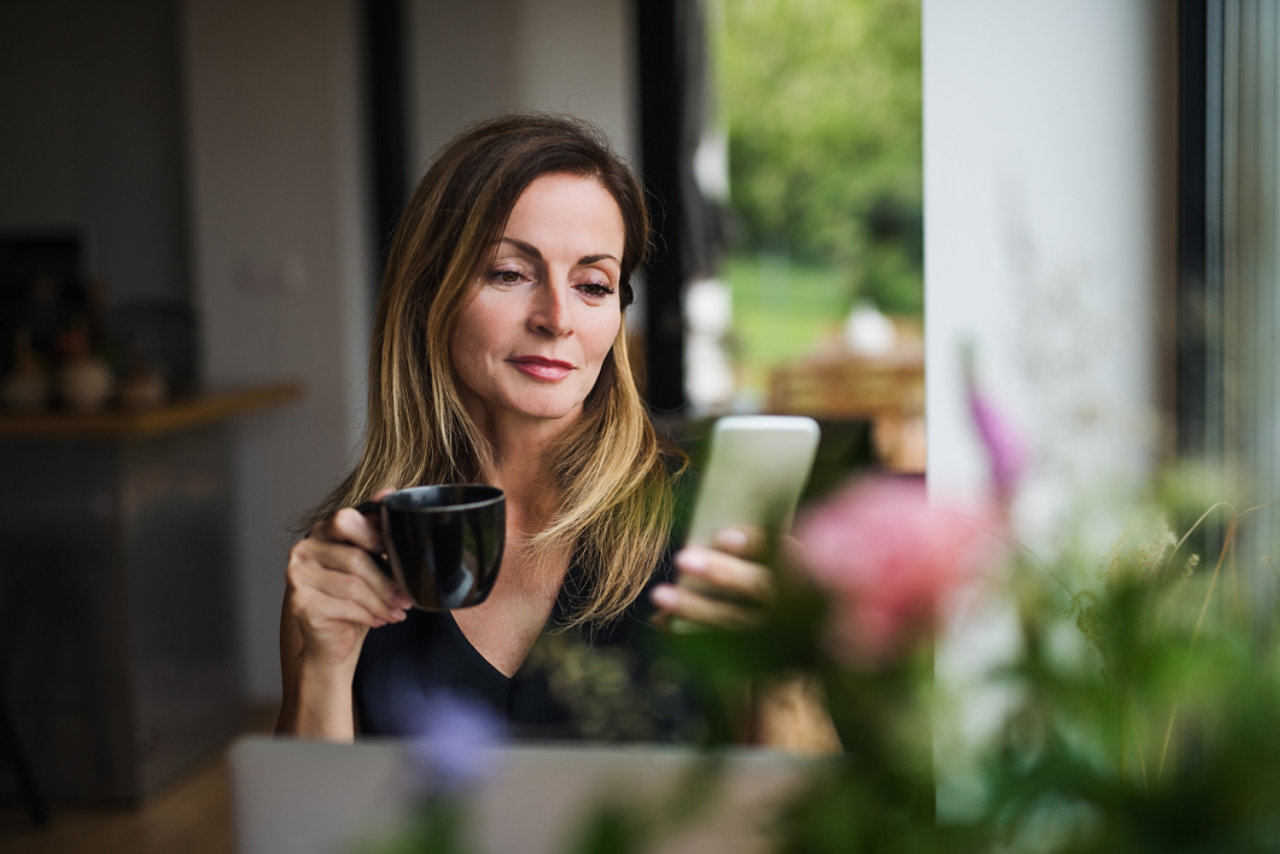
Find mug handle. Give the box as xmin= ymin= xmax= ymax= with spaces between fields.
xmin=354 ymin=500 xmax=396 ymax=581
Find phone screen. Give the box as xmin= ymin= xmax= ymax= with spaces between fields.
xmin=685 ymin=416 xmax=821 ymax=547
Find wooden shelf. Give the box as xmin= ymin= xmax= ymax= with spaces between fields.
xmin=0 ymin=381 xmax=303 ymax=440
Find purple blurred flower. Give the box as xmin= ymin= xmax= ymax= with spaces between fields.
xmin=962 ymin=345 xmax=1028 ymax=501
xmin=790 ymin=477 xmax=999 ymax=667
xmin=399 ymin=689 xmax=505 ymax=796
xmin=968 ymin=389 xmax=1028 ymax=498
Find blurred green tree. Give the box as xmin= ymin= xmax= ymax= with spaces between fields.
xmin=717 ymin=0 xmax=922 ymax=315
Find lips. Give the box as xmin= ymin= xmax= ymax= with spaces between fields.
xmin=508 ymin=356 xmax=575 ymax=381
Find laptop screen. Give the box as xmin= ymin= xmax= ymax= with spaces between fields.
xmin=229 ymin=736 xmax=822 ymax=854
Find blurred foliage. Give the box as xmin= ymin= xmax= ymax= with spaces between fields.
xmin=374 ymin=459 xmax=1280 ymax=850
xmin=715 ymin=0 xmax=922 ymax=314
xmin=981 ymin=510 xmax=1280 ymax=853
xmin=655 ymin=477 xmax=1280 ymax=852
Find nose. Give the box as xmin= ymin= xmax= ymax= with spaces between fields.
xmin=528 ymin=280 xmax=574 ymax=338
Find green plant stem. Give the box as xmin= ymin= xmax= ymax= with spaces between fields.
xmin=1191 ymin=514 xmax=1237 ymax=653
xmin=1158 ymin=708 xmax=1178 ymax=781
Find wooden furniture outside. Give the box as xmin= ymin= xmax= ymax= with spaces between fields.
xmin=766 ymin=345 xmax=925 ymax=473
xmin=767 ymin=351 xmax=924 ymax=420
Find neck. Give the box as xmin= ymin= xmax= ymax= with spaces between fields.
xmin=475 ymin=419 xmax=576 ymax=597
xmin=471 ymin=412 xmax=576 ymax=525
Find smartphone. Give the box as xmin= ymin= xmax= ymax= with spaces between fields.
xmin=683 ymin=415 xmax=821 ymax=550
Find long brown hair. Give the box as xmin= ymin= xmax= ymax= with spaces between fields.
xmin=307 ymin=113 xmax=682 ymax=628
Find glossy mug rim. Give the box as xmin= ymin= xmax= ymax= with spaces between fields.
xmin=376 ymin=484 xmax=504 ymax=513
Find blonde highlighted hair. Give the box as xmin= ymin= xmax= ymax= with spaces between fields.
xmin=307 ymin=113 xmax=682 ymax=629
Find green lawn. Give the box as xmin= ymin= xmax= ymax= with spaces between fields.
xmin=723 ymin=254 xmax=853 ymax=395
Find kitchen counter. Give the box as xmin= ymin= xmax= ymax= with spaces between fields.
xmin=0 ymin=381 xmax=301 ymax=803
xmin=0 ymin=382 xmax=302 ymax=440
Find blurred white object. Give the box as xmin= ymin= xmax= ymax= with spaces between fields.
xmin=843 ymin=301 xmax=897 ymax=356
xmin=685 ymin=277 xmax=737 ymax=412
xmin=686 ymin=336 xmax=736 ymax=413
xmin=59 ymin=355 xmax=115 ymax=412
xmin=693 ymin=128 xmax=731 ymax=202
xmin=685 ymin=277 xmax=733 ymax=335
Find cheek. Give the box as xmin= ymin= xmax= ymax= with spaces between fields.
xmin=447 ymin=331 xmax=471 ymax=390
xmin=584 ymin=313 xmax=623 ymax=363
xmin=448 ymin=305 xmax=490 ymax=381
xmin=448 ymin=315 xmax=472 ymax=364
xmin=451 ymin=294 xmax=501 ymax=354
xmin=578 ymin=317 xmax=622 ymax=398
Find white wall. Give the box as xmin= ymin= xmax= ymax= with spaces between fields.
xmin=405 ymin=0 xmax=518 ymax=166
xmin=0 ymin=0 xmax=187 ymax=306
xmin=923 ymin=0 xmax=1179 ymax=815
xmin=182 ymin=0 xmax=372 ymax=702
xmin=924 ymin=0 xmax=1177 ymax=541
xmin=512 ymin=0 xmax=637 ymax=161
xmin=406 ymin=0 xmax=637 ymax=171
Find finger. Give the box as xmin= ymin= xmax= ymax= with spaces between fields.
xmin=314 ymin=507 xmax=384 ymax=552
xmin=676 ymin=546 xmax=774 ymax=603
xmin=327 ymin=488 xmax=398 ymax=549
xmin=291 ymin=582 xmax=389 ymax=630
xmin=294 ymin=551 xmax=409 ymax=624
xmin=712 ymin=526 xmax=766 ymax=558
xmin=650 ymin=583 xmax=762 ymax=630
xmin=289 ymin=538 xmax=412 ymax=614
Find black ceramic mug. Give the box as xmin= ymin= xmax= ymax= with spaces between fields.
xmin=358 ymin=485 xmax=505 ymax=610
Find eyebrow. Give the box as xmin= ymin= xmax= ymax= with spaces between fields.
xmin=499 ymin=237 xmax=619 ymax=267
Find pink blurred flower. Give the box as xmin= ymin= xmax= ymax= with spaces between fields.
xmin=790 ymin=477 xmax=998 ymax=667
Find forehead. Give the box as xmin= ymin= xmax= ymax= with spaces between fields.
xmin=502 ymin=173 xmax=625 ymax=254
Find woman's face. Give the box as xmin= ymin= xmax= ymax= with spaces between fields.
xmin=450 ymin=172 xmax=626 ymax=433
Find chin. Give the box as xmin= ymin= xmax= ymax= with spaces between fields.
xmin=473 ymin=382 xmax=592 ymax=426
xmin=522 ymin=405 xmax=583 ymax=423
xmin=518 ymin=395 xmax=587 ymax=423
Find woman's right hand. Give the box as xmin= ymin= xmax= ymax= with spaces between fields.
xmin=284 ymin=499 xmax=414 ymax=671
xmin=277 ymin=492 xmax=414 ymax=738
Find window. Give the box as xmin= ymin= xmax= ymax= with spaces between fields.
xmin=693 ymin=0 xmax=924 ymax=471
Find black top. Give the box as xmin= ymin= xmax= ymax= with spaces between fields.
xmin=353 ymin=552 xmax=698 ymax=741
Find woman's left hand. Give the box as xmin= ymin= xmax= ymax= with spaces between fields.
xmin=649 ymin=528 xmax=774 ymax=630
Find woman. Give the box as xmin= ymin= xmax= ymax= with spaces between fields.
xmin=275 ymin=114 xmax=769 ymax=741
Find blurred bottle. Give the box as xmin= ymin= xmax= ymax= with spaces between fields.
xmin=1 ymin=330 xmax=50 ymax=412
